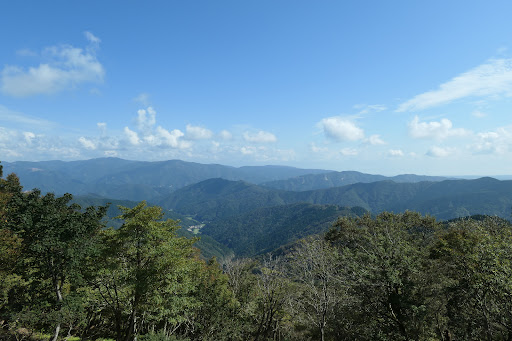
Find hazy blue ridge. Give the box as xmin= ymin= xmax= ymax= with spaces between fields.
xmin=1 ymin=158 xmax=330 ymax=201
xmin=261 ymin=170 xmax=450 ymax=191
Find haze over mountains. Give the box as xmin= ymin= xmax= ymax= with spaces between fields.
xmin=2 ymin=157 xmax=451 ymax=200
xmin=1 ymin=158 xmax=328 ymax=201
xmin=3 ymin=157 xmax=512 ymax=258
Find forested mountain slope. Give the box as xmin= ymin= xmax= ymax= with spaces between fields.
xmin=158 ymin=178 xmax=287 ymax=220
xmin=160 ymin=177 xmax=512 ymax=221
xmin=201 ymin=203 xmax=366 ymax=256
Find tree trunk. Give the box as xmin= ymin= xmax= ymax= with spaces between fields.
xmin=125 ymin=295 xmax=140 ymax=341
xmin=50 ymin=277 xmax=63 ymax=341
xmin=50 ymin=324 xmax=61 ymax=341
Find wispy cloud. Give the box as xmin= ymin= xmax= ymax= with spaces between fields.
xmin=472 ymin=110 xmax=487 ymax=118
xmin=340 ymin=147 xmax=358 ymax=156
xmin=1 ymin=32 xmax=104 ymax=97
xmin=0 ymin=105 xmax=56 ymax=129
xmin=426 ymin=146 xmax=455 ymax=158
xmin=365 ymin=134 xmax=386 ymax=145
xmin=133 ymin=93 xmax=150 ymax=106
xmin=310 ymin=142 xmax=328 ymax=153
xmin=354 ymin=104 xmax=387 ymax=114
xmin=219 ymin=130 xmax=232 ymax=140
xmin=397 ymin=58 xmax=512 ymax=112
xmin=243 ymin=130 xmax=277 ymax=143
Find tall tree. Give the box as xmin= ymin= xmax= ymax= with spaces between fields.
xmin=90 ymin=201 xmax=199 ymax=341
xmin=288 ymin=237 xmax=345 ymax=341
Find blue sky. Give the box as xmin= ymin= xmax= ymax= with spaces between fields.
xmin=1 ymin=1 xmax=512 ymax=175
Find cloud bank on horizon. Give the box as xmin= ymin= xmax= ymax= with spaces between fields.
xmin=1 ymin=2 xmax=512 ymax=176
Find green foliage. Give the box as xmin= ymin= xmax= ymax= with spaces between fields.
xmin=324 ymin=211 xmax=443 ymax=340
xmin=202 ymin=203 xmax=365 ymax=257
xmin=89 ymin=201 xmax=200 ymax=340
xmin=430 ymin=216 xmax=512 ymax=340
xmin=0 ymin=169 xmax=108 ymax=340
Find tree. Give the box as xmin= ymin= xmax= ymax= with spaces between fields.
xmin=325 ymin=211 xmax=441 ymax=340
xmin=288 ymin=237 xmax=345 ymax=341
xmin=90 ymin=201 xmax=199 ymax=341
xmin=252 ymin=254 xmax=291 ymax=341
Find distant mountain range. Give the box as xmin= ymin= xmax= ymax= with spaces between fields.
xmin=4 ymin=157 xmax=511 ymax=258
xmin=1 ymin=158 xmax=328 ymax=201
xmin=261 ymin=171 xmax=450 ymax=191
xmin=1 ymin=158 xmax=451 ymax=201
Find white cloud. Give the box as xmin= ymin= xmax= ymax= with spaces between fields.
xmin=78 ymin=136 xmax=97 ymax=150
xmin=397 ymin=58 xmax=512 ymax=112
xmin=120 ymin=107 xmax=191 ymax=150
xmin=0 ymin=126 xmax=85 ymax=161
xmin=366 ymin=134 xmax=386 ymax=145
xmin=23 ymin=132 xmax=36 ymax=144
xmin=136 ymin=107 xmax=156 ymax=131
xmin=240 ymin=146 xmax=255 ymax=155
xmin=219 ymin=130 xmax=233 ymax=140
xmin=408 ymin=116 xmax=469 ymax=140
xmin=426 ymin=146 xmax=454 ymax=157
xmin=473 ymin=127 xmax=512 ymax=154
xmin=124 ymin=127 xmax=140 ymax=145
xmin=155 ymin=126 xmax=189 ymax=148
xmin=340 ymin=147 xmax=358 ymax=156
xmin=1 ymin=34 xmax=104 ymax=97
xmin=320 ymin=116 xmax=364 ymax=141
xmin=388 ymin=149 xmax=404 ymax=157
xmin=243 ymin=130 xmax=277 ymax=143
xmin=186 ymin=124 xmax=213 ymax=140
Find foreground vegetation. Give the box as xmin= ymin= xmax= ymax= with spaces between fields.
xmin=2 ymin=164 xmax=512 ymax=340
